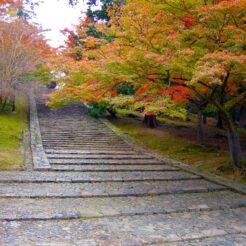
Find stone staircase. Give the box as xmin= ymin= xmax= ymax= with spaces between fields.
xmin=0 ymin=100 xmax=246 ymax=245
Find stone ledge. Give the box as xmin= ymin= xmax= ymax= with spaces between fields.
xmin=100 ymin=118 xmax=246 ymax=195
xmin=29 ymin=92 xmax=50 ymax=170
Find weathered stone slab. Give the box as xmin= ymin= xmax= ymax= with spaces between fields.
xmin=49 ymin=159 xmax=164 ymax=165
xmin=46 ymin=154 xmax=153 ymax=159
xmin=0 ymin=179 xmax=226 ymax=198
xmin=0 ymin=208 xmax=245 ymax=245
xmin=0 ymin=170 xmax=199 ymax=182
xmin=0 ymin=191 xmax=245 ymax=220
xmin=50 ymin=164 xmax=179 ymax=171
xmin=45 ymin=149 xmax=137 ymax=155
xmin=175 ymin=234 xmax=246 ymax=246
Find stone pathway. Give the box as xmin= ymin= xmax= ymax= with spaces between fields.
xmin=0 ymin=97 xmax=246 ymax=245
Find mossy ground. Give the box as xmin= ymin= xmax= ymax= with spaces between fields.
xmin=110 ymin=112 xmax=246 ymax=183
xmin=0 ymin=96 xmax=28 ymax=170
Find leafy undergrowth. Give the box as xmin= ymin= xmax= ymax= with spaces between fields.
xmin=0 ymin=97 xmax=28 ymax=170
xmin=110 ymin=115 xmax=246 ymax=184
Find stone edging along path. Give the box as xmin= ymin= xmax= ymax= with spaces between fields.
xmin=100 ymin=118 xmax=246 ymax=195
xmin=29 ymin=92 xmax=50 ymax=170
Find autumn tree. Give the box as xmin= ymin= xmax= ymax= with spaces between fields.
xmin=176 ymin=0 xmax=246 ymax=168
xmin=50 ymin=1 xmax=188 ymax=124
xmin=51 ymin=0 xmax=245 ymax=168
xmin=0 ymin=18 xmax=50 ymax=112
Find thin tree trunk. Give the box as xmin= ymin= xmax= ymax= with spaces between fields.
xmin=214 ymin=102 xmax=244 ymax=168
xmin=227 ymin=122 xmax=243 ymax=168
xmin=11 ymin=97 xmax=16 ymax=113
xmin=143 ymin=115 xmax=148 ymax=124
xmin=1 ymin=97 xmax=7 ymax=113
xmin=216 ymin=114 xmax=223 ymax=129
xmin=202 ymin=112 xmax=207 ymax=125
xmin=239 ymin=105 xmax=245 ymax=128
xmin=197 ymin=109 xmax=204 ymax=145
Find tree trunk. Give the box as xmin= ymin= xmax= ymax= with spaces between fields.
xmin=11 ymin=97 xmax=16 ymax=113
xmin=216 ymin=114 xmax=223 ymax=129
xmin=227 ymin=123 xmax=244 ymax=168
xmin=143 ymin=115 xmax=148 ymax=124
xmin=143 ymin=114 xmax=158 ymax=128
xmin=202 ymin=112 xmax=207 ymax=125
xmin=212 ymin=100 xmax=245 ymax=169
xmin=239 ymin=105 xmax=246 ymax=128
xmin=197 ymin=109 xmax=204 ymax=145
xmin=107 ymin=108 xmax=117 ymax=119
xmin=219 ymin=110 xmax=244 ymax=168
xmin=1 ymin=97 xmax=7 ymax=113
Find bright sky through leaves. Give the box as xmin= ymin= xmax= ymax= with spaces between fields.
xmin=34 ymin=0 xmax=87 ymax=48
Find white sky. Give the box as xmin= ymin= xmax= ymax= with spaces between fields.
xmin=34 ymin=0 xmax=87 ymax=48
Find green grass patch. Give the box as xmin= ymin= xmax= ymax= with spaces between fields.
xmin=0 ymin=96 xmax=28 ymax=169
xmin=111 ymin=116 xmax=246 ymax=183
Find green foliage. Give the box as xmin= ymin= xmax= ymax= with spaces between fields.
xmin=86 ymin=0 xmax=124 ymax=22
xmin=204 ymin=104 xmax=217 ymax=114
xmin=22 ymin=64 xmax=53 ymax=85
xmin=87 ymin=101 xmax=108 ymax=118
xmin=117 ymin=82 xmax=135 ymax=95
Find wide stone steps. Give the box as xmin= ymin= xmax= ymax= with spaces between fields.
xmin=46 ymin=154 xmax=153 ymax=159
xmin=44 ymin=147 xmax=134 ymax=151
xmin=1 ymin=101 xmax=244 ymax=245
xmin=49 ymin=164 xmax=180 ymax=171
xmin=45 ymin=149 xmax=138 ymax=154
xmin=43 ymin=144 xmax=131 ymax=148
xmin=0 ymin=208 xmax=245 ymax=245
xmin=41 ymin=137 xmax=121 ymax=140
xmin=0 ymin=170 xmax=199 ymax=183
xmin=0 ymin=191 xmax=245 ymax=221
xmin=48 ymin=159 xmax=164 ymax=165
xmin=0 ymin=179 xmax=227 ymax=198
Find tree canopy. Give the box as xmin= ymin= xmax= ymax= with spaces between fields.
xmin=49 ymin=0 xmax=245 ymax=168
xmin=0 ymin=0 xmax=51 ymax=112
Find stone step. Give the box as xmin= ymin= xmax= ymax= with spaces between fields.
xmin=41 ymin=136 xmax=120 ymax=139
xmin=43 ymin=143 xmax=128 ymax=147
xmin=41 ymin=134 xmax=120 ymax=137
xmin=0 ymin=171 xmax=198 ymax=183
xmin=0 ymin=179 xmax=227 ymax=198
xmin=49 ymin=159 xmax=164 ymax=165
xmin=42 ymin=139 xmax=126 ymax=143
xmin=0 ymin=191 xmax=245 ymax=221
xmin=45 ymin=149 xmax=137 ymax=155
xmin=43 ymin=143 xmax=129 ymax=146
xmin=44 ymin=147 xmax=134 ymax=151
xmin=43 ymin=145 xmax=131 ymax=149
xmin=42 ymin=135 xmax=116 ymax=138
xmin=50 ymin=164 xmax=179 ymax=171
xmin=40 ymin=129 xmax=114 ymax=133
xmin=42 ymin=141 xmax=126 ymax=144
xmin=0 ymin=208 xmax=245 ymax=245
xmin=46 ymin=154 xmax=152 ymax=159
xmin=42 ymin=137 xmax=118 ymax=140
xmin=43 ymin=147 xmax=130 ymax=150
xmin=40 ymin=131 xmax=118 ymax=134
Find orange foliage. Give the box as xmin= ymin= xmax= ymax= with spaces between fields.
xmin=182 ymin=14 xmax=194 ymax=29
xmin=165 ymin=86 xmax=194 ymax=104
